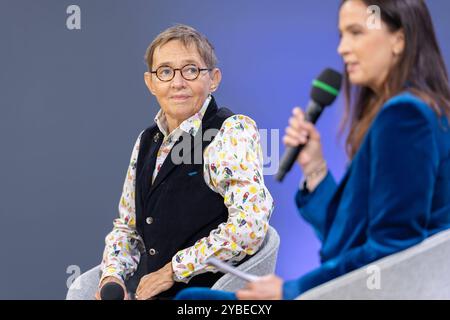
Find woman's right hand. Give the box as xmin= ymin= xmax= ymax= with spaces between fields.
xmin=95 ymin=276 xmax=129 ymax=300
xmin=283 ymin=107 xmax=327 ymax=189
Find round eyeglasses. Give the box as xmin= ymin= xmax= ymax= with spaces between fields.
xmin=151 ymin=64 xmax=212 ymax=82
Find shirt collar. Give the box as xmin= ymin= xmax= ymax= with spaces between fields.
xmin=154 ymin=95 xmax=211 ymax=138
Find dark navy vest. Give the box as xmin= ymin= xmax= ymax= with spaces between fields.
xmin=128 ymin=97 xmax=238 ymax=298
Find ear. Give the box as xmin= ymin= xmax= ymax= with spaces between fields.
xmin=392 ymin=29 xmax=405 ymax=56
xmin=144 ymin=72 xmax=156 ymax=96
xmin=209 ymin=68 xmax=222 ymax=93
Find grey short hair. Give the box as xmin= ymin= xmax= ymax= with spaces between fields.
xmin=145 ymin=24 xmax=218 ymax=71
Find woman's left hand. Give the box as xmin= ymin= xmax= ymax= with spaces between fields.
xmin=236 ymin=275 xmax=283 ymax=300
xmin=135 ymin=262 xmax=175 ymax=300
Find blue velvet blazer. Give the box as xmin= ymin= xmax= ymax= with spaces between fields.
xmin=283 ymin=92 xmax=450 ymax=299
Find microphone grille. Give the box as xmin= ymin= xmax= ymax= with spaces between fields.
xmin=100 ymin=282 xmax=125 ymax=300
xmin=310 ymin=68 xmax=343 ymax=106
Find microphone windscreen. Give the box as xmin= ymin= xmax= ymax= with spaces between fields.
xmin=100 ymin=282 xmax=125 ymax=300
xmin=310 ymin=68 xmax=342 ymax=106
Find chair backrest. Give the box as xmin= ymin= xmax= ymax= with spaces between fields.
xmin=298 ymin=228 xmax=450 ymax=299
xmin=211 ymin=225 xmax=280 ymax=292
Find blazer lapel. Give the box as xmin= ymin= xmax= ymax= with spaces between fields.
xmin=148 ymin=133 xmax=188 ymax=193
xmin=140 ymin=130 xmax=163 ymax=201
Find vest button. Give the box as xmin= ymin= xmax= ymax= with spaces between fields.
xmin=148 ymin=248 xmax=157 ymax=256
xmin=146 ymin=217 xmax=154 ymax=225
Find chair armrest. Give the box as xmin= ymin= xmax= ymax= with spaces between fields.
xmin=297 ymin=229 xmax=450 ymax=300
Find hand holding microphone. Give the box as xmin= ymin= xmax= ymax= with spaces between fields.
xmin=275 ymin=68 xmax=342 ymax=182
xmin=283 ymin=107 xmax=327 ymax=190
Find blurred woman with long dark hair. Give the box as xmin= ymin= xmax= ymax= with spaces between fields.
xmin=176 ymin=0 xmax=450 ymax=300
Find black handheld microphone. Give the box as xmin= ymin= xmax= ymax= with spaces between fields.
xmin=275 ymin=68 xmax=342 ymax=182
xmin=100 ymin=282 xmax=125 ymax=300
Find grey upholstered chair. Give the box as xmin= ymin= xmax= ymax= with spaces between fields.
xmin=66 ymin=225 xmax=280 ymax=299
xmin=211 ymin=225 xmax=280 ymax=291
xmin=297 ymin=228 xmax=450 ymax=300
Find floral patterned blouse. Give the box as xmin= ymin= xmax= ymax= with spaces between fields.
xmin=100 ymin=96 xmax=274 ymax=285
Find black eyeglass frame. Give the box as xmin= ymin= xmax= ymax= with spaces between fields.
xmin=150 ymin=64 xmax=212 ymax=82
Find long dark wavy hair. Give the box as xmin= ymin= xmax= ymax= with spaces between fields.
xmin=340 ymin=0 xmax=450 ymax=158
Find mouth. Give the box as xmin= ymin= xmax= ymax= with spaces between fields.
xmin=346 ymin=62 xmax=359 ymax=74
xmin=170 ymin=94 xmax=192 ymax=102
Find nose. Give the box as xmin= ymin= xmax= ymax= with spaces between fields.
xmin=337 ymin=36 xmax=350 ymax=58
xmin=171 ymin=70 xmax=187 ymax=89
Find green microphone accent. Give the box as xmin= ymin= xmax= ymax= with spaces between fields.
xmin=312 ymin=79 xmax=339 ymax=96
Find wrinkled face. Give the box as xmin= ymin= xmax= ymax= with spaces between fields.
xmin=338 ymin=0 xmax=404 ymax=92
xmin=144 ymin=40 xmax=221 ymax=126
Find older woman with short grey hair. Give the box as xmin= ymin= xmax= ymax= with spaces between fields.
xmin=88 ymin=24 xmax=274 ymax=300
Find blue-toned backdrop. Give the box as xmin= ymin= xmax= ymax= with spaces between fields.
xmin=1 ymin=0 xmax=449 ymax=299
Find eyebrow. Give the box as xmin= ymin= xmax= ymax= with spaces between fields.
xmin=155 ymin=59 xmax=201 ymax=68
xmin=339 ymin=22 xmax=364 ymax=33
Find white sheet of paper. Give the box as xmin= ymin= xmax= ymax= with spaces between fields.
xmin=206 ymin=257 xmax=260 ymax=282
